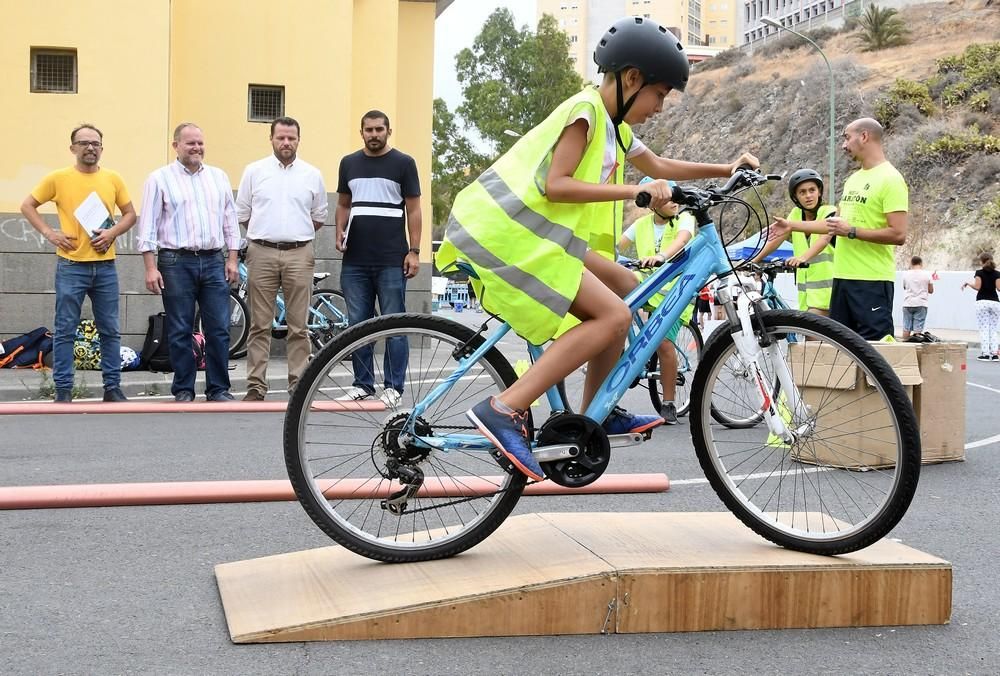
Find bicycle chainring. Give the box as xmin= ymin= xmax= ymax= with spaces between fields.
xmin=536 ymin=413 xmax=610 ymax=488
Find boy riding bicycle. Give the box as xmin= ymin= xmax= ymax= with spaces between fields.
xmin=437 ymin=16 xmax=757 ymax=481
xmin=618 ymin=178 xmax=697 ymax=425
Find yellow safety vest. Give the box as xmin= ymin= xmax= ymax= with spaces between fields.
xmin=789 ymin=205 xmax=836 ymax=311
xmin=437 ymin=87 xmax=632 ymax=344
xmin=632 ymin=212 xmax=696 ymax=324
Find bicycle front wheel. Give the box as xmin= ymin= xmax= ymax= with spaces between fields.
xmin=308 ymin=288 xmax=351 ymax=352
xmin=690 ymin=309 xmax=920 ymax=555
xmin=228 ymin=291 xmax=250 ymax=358
xmin=647 ymin=321 xmax=703 ymax=416
xmin=284 ymin=313 xmax=526 ymax=563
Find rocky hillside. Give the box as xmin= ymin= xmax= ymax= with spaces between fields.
xmin=631 ymin=0 xmax=1000 ymax=268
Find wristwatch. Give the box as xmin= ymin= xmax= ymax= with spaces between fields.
xmin=408 ymin=247 xmax=421 ymax=255
xmin=847 ymin=227 xmax=857 ymax=240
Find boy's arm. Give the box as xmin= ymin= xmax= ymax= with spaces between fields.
xmin=642 ymin=230 xmax=692 ymax=268
xmin=630 ymin=149 xmax=759 ymax=181
xmin=794 ymin=234 xmax=834 ymax=266
xmin=545 ymin=120 xmax=659 ymax=204
xmin=751 ymin=232 xmax=789 ymax=263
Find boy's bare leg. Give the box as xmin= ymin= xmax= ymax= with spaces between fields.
xmin=658 ymin=340 xmax=678 ymax=402
xmin=498 ymin=269 xmax=631 ymax=411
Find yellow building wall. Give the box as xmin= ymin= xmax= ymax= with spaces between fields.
xmin=396 ymin=1 xmax=435 ymax=255
xmin=168 ymin=0 xmax=355 ymax=196
xmin=0 ymin=0 xmax=170 ymax=212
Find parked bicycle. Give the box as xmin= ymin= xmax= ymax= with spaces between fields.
xmin=221 ymin=246 xmax=353 ymax=359
xmin=283 ymin=168 xmax=920 ymax=563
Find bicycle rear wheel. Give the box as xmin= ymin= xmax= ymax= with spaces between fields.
xmin=647 ymin=321 xmax=703 ymax=416
xmin=690 ymin=309 xmax=920 ymax=555
xmin=284 ymin=313 xmax=526 ymax=563
xmin=308 ymin=288 xmax=351 ymax=352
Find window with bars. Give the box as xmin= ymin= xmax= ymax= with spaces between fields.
xmin=30 ymin=49 xmax=77 ymax=93
xmin=248 ymin=85 xmax=285 ymax=123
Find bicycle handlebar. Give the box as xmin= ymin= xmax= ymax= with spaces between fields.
xmin=634 ymin=167 xmax=781 ymax=210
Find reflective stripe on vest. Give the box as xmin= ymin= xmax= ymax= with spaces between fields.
xmin=438 ymin=87 xmax=631 ymax=344
xmin=789 ymin=205 xmax=836 ymax=311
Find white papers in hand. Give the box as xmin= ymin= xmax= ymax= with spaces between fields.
xmin=74 ymin=192 xmax=112 ymax=236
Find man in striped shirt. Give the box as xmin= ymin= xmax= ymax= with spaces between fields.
xmin=334 ymin=110 xmax=422 ymax=408
xmin=136 ymin=123 xmax=241 ymax=402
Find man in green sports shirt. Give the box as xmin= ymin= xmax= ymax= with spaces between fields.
xmin=769 ymin=117 xmax=908 ymax=339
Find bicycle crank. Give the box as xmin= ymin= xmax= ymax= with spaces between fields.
xmin=536 ymin=413 xmax=611 ymax=488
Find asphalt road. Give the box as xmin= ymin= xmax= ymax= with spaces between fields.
xmin=2 ymin=317 xmax=999 ymax=675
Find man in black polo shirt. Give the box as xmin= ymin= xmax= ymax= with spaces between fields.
xmin=335 ymin=110 xmax=422 ymax=408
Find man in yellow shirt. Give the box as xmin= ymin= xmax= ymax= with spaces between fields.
xmin=20 ymin=124 xmax=137 ymax=402
xmin=769 ymin=118 xmax=908 ymax=339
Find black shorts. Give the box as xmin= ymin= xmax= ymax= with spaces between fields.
xmin=696 ymin=298 xmax=711 ymax=314
xmin=829 ymin=279 xmax=895 ymax=340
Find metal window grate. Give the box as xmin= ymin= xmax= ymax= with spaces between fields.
xmin=31 ymin=49 xmax=77 ymax=93
xmin=248 ymin=85 xmax=285 ymax=122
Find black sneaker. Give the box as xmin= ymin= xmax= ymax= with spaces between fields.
xmin=54 ymin=389 xmax=72 ymax=403
xmin=103 ymin=387 xmax=128 ymax=402
xmin=977 ymin=354 xmax=991 ymax=361
xmin=660 ymin=402 xmax=679 ymax=425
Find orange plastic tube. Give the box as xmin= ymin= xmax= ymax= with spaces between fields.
xmin=0 ymin=474 xmax=669 ymax=510
xmin=0 ymin=400 xmax=385 ymax=415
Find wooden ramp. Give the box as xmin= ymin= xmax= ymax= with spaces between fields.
xmin=215 ymin=512 xmax=951 ymax=642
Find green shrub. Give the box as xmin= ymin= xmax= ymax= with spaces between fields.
xmin=942 ymin=80 xmax=971 ymax=107
xmin=981 ymin=195 xmax=1000 ymax=230
xmin=935 ymin=42 xmax=1000 ymax=103
xmin=874 ymin=78 xmax=934 ymax=127
xmin=969 ymin=91 xmax=991 ymax=112
xmin=913 ymin=131 xmax=1000 ymax=160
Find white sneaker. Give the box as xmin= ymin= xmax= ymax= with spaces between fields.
xmin=379 ymin=388 xmax=403 ymax=408
xmin=336 ymin=386 xmax=373 ymax=401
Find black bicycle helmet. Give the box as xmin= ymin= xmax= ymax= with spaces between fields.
xmin=594 ymin=16 xmax=690 ymax=92
xmin=787 ymin=168 xmax=824 ymax=211
xmin=594 ymin=17 xmax=690 ymax=154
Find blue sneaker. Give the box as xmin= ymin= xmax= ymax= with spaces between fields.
xmin=603 ymin=406 xmax=664 ymax=435
xmin=467 ymin=397 xmax=544 ymax=481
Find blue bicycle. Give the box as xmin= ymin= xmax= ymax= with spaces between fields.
xmin=284 ymin=168 xmax=920 ymax=563
xmin=221 ymin=246 xmax=354 ymax=358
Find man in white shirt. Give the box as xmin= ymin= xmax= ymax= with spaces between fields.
xmin=901 ymin=255 xmax=934 ymax=341
xmin=236 ymin=117 xmax=328 ymax=400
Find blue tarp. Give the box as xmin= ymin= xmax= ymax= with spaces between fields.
xmin=726 ymin=233 xmax=793 ymax=261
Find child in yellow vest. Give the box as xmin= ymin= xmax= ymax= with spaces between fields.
xmin=438 ymin=17 xmax=757 ymax=481
xmin=754 ymin=168 xmax=836 ymax=315
xmin=618 ymin=179 xmax=697 ymax=424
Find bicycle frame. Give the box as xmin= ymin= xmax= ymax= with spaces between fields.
xmin=407 ymin=221 xmax=766 ymax=452
xmin=235 ymin=259 xmax=348 ymax=333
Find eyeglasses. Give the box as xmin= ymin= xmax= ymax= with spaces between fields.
xmin=73 ymin=141 xmax=103 ymax=148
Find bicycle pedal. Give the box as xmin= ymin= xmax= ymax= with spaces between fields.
xmin=608 ymin=432 xmax=645 ymax=448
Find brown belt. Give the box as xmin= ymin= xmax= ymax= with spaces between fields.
xmin=251 ymin=239 xmax=311 ymax=251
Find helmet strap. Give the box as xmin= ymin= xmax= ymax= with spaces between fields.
xmin=611 ymin=72 xmax=644 ymax=155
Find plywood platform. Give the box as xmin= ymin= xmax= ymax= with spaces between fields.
xmin=215 ymin=512 xmax=951 ymax=642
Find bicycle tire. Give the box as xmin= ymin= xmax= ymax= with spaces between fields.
xmin=690 ymin=309 xmax=920 ymax=555
xmin=308 ymin=288 xmax=351 ymax=352
xmin=704 ymin=320 xmax=773 ymax=429
xmin=284 ymin=313 xmax=526 ymax=563
xmin=647 ymin=321 xmax=703 ymax=416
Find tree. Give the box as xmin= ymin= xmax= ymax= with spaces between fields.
xmin=430 ymin=9 xmax=584 ymax=229
xmin=431 ymin=98 xmax=486 ymax=236
xmin=854 ymin=4 xmax=909 ymax=52
xmin=455 ymin=10 xmax=584 ymax=156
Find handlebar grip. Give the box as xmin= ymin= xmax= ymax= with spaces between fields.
xmin=796 ymin=262 xmax=809 ymax=269
xmin=635 ymin=191 xmax=651 ymax=208
xmin=737 ymin=163 xmax=755 ymax=171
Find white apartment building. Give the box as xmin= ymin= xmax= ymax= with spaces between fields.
xmin=539 ymin=0 xmax=738 ymax=81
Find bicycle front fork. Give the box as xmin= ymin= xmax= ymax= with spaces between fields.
xmin=718 ymin=285 xmax=806 ymax=444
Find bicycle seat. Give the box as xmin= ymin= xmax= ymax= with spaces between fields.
xmin=455 ymin=261 xmax=479 ymax=279
xmin=313 ymin=272 xmax=331 ymax=283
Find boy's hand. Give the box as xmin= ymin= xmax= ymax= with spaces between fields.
xmin=636 ymin=179 xmax=673 ymax=210
xmin=638 ymin=255 xmax=663 ymax=268
xmin=729 ymin=152 xmax=760 ymax=174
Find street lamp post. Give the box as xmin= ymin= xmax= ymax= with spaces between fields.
xmin=760 ymin=16 xmax=836 ymax=204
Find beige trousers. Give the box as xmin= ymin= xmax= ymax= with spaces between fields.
xmin=245 ymin=241 xmax=315 ymax=393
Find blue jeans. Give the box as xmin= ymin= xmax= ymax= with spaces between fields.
xmin=158 ymin=250 xmax=231 ymax=397
xmin=341 ymin=264 xmax=408 ymax=393
xmin=53 ymin=258 xmax=121 ymax=392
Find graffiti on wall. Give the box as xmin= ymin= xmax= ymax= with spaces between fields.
xmin=1 ymin=216 xmax=138 ymax=251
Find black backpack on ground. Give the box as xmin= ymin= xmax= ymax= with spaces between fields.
xmin=140 ymin=313 xmax=173 ymax=372
xmin=139 ymin=313 xmax=207 ymax=372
